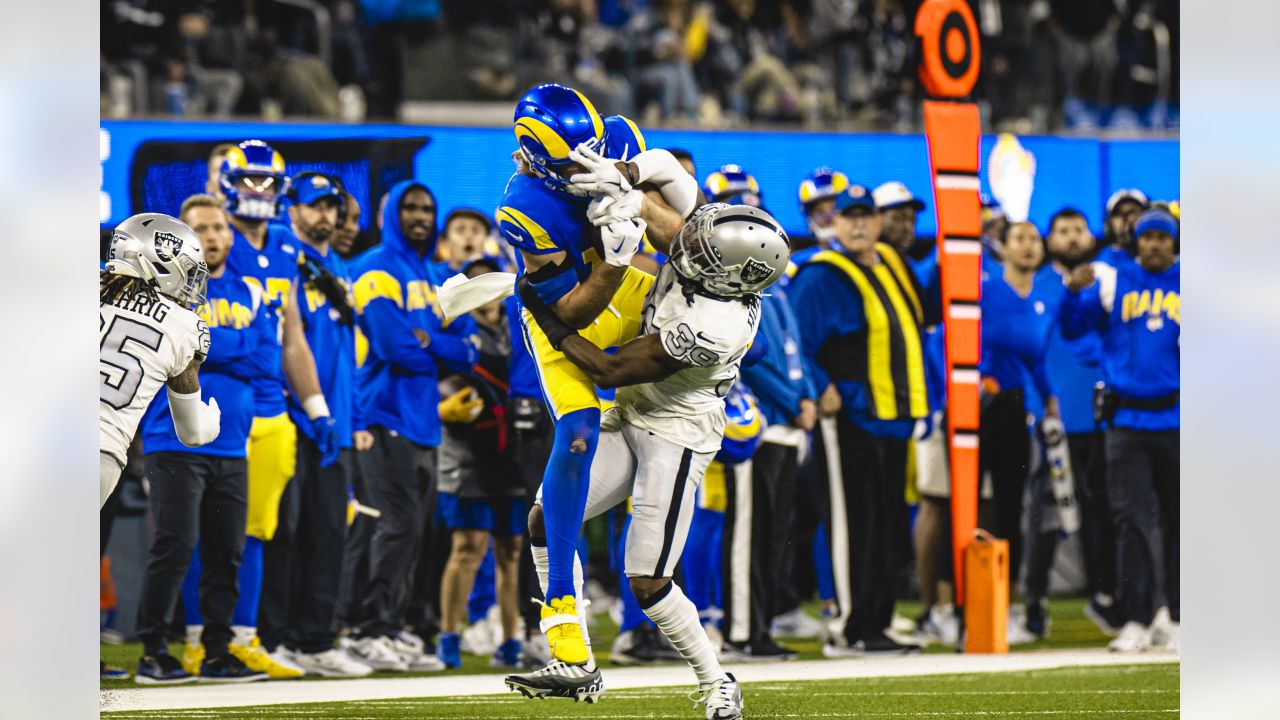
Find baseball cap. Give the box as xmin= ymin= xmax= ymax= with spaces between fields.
xmin=293 ymin=173 xmax=343 ymax=206
xmin=834 ymin=184 xmax=877 ymax=214
xmin=873 ymin=181 xmax=926 ymax=212
xmin=1133 ymin=208 xmax=1177 ymax=238
xmin=1105 ymin=188 xmax=1149 ymax=216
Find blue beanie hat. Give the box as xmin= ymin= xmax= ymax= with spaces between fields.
xmin=1134 ymin=208 xmax=1177 ymax=239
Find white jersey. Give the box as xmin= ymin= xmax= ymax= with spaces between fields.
xmin=614 ymin=263 xmax=761 ymax=453
xmin=99 ymin=290 xmax=209 ymax=465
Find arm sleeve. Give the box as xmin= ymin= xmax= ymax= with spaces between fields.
xmin=359 ymin=295 xmax=441 ymax=374
xmin=429 ymin=312 xmax=480 ymax=372
xmin=741 ymin=330 xmax=768 ymax=367
xmin=167 ymin=388 xmax=221 ymax=446
xmin=1058 ymin=285 xmax=1106 ymax=340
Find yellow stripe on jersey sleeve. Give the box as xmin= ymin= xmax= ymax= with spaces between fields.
xmin=352 ymin=269 xmax=403 ymax=314
xmin=497 ymin=206 xmax=557 ymax=252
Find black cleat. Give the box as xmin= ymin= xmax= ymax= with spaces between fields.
xmin=135 ymin=654 xmax=195 ymax=685
xmin=199 ymin=653 xmax=269 ymax=683
xmin=505 ymin=660 xmax=605 ymax=703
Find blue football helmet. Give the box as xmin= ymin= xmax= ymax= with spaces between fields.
xmin=219 ymin=140 xmax=289 ymax=221
xmin=703 ymin=165 xmax=762 ymax=207
xmin=513 ymin=83 xmax=607 ymax=192
xmin=717 ymin=382 xmax=764 ymax=465
xmin=798 ymin=167 xmax=850 ymax=210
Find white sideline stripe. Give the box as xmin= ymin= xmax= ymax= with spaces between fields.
xmin=101 ymin=649 xmax=1176 ymax=713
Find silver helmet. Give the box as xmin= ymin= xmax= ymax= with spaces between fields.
xmin=106 ymin=213 xmax=209 ymax=307
xmin=670 ymin=203 xmax=791 ymax=298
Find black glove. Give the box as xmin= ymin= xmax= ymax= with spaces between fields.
xmin=298 ymin=255 xmax=355 ymax=326
xmin=516 ymin=276 xmax=577 ymax=350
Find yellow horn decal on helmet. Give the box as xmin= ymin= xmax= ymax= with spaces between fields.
xmin=706 ymin=173 xmax=728 ymax=196
xmin=831 ymin=173 xmax=850 ymax=193
xmin=723 ymin=411 xmax=762 ymax=441
xmin=226 ymin=146 xmax=248 ymax=169
xmin=271 ymin=151 xmax=286 ymax=174
xmin=573 ymin=90 xmax=605 ymax=140
xmin=799 ymin=180 xmax=817 ymax=203
xmin=515 ymin=117 xmax=572 ymax=160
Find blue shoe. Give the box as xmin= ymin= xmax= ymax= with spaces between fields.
xmin=100 ymin=661 xmax=130 ymax=680
xmin=199 ymin=652 xmax=268 ymax=683
xmin=438 ymin=632 xmax=462 ymax=669
xmin=491 ymin=639 xmax=522 ymax=668
xmin=135 ymin=653 xmax=195 ymax=685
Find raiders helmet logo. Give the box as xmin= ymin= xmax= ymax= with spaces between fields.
xmin=153 ymin=231 xmax=184 ymax=262
xmin=740 ymin=257 xmax=774 ymax=285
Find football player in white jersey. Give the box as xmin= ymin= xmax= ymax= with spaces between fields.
xmin=100 ymin=213 xmax=221 ymax=507
xmin=507 ymin=204 xmax=790 ymax=720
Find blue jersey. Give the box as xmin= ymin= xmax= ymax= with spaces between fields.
xmin=351 ymin=180 xmax=478 ymax=448
xmin=979 ymin=271 xmax=1055 ymax=402
xmin=1059 ymin=260 xmax=1179 ymax=431
xmin=226 ymin=222 xmax=301 ymax=418
xmin=140 ymin=270 xmax=270 ymax=457
xmin=287 ymin=242 xmax=359 ymax=448
xmin=496 ymin=115 xmax=647 ymax=302
xmin=1033 ymin=264 xmax=1105 ymax=434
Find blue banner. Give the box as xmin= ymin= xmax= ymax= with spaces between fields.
xmin=100 ymin=120 xmax=1178 ymax=238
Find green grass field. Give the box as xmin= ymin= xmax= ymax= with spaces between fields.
xmin=105 ymin=663 xmax=1179 ymax=719
xmin=101 ymin=596 xmax=1116 ymax=691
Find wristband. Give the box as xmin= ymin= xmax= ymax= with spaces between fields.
xmin=302 ymin=394 xmax=331 ymax=420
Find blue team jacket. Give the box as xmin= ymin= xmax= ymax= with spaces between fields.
xmin=742 ymin=289 xmax=815 ymax=427
xmin=287 ymin=240 xmax=360 ymax=448
xmin=1033 ymin=264 xmax=1104 ymax=434
xmin=141 ymin=271 xmax=270 ymax=458
xmin=1059 ymin=260 xmax=1180 ymax=431
xmin=979 ymin=271 xmax=1055 ymax=402
xmin=350 ymin=180 xmax=477 ymax=447
xmin=226 ymin=222 xmax=300 ymax=418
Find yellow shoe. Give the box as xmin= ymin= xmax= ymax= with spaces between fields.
xmin=229 ymin=635 xmax=305 ymax=680
xmin=181 ymin=642 xmax=204 ymax=677
xmin=541 ymin=595 xmax=589 ymax=666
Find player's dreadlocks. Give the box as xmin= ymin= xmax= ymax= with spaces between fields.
xmin=100 ymin=269 xmax=158 ymax=307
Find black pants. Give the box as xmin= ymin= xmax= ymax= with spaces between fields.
xmin=260 ymin=437 xmax=352 ymax=653
xmin=511 ymin=399 xmax=554 ymax=635
xmin=338 ymin=456 xmax=376 ymax=629
xmin=816 ymin=415 xmax=909 ymax=644
xmin=1071 ymin=431 xmax=1116 ymax=600
xmin=354 ymin=426 xmax=438 ymax=638
xmin=979 ymin=391 xmax=1031 ymax=588
xmin=1107 ymin=428 xmax=1179 ymax=625
xmin=722 ymin=439 xmax=800 ymax=646
xmin=137 ymin=452 xmax=247 ymax=657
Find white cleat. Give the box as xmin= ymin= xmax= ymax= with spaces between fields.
xmin=504 ymin=659 xmax=605 ymax=703
xmin=770 ymin=608 xmax=824 ymax=639
xmin=291 ymin=648 xmax=374 ymax=677
xmin=1108 ymin=622 xmax=1153 ymax=653
xmin=391 ymin=633 xmax=446 ymax=671
xmin=347 ymin=636 xmax=411 ymax=671
xmin=693 ymin=672 xmax=743 ymax=720
xmin=1149 ymin=608 xmax=1179 ymax=652
xmin=462 ymin=616 xmax=499 ymax=656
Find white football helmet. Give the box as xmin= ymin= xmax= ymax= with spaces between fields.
xmin=106 ymin=213 xmax=209 ymax=307
xmin=670 ymin=203 xmax=791 ymax=298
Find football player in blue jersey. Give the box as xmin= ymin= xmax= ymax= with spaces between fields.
xmin=497 ymin=83 xmax=701 ymax=669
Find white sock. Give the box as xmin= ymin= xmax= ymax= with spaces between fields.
xmin=532 ymin=544 xmax=595 ymax=667
xmin=231 ymin=625 xmax=256 ymax=647
xmin=185 ymin=625 xmax=203 ymax=646
xmin=642 ymin=582 xmax=726 ymax=687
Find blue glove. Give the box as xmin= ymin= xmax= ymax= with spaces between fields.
xmin=310 ymin=415 xmax=341 ymax=467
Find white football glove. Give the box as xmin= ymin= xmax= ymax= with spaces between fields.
xmin=587 ymin=189 xmax=644 ymax=227
xmin=601 ymin=218 xmax=647 ymax=267
xmin=567 ymin=142 xmax=632 ymax=198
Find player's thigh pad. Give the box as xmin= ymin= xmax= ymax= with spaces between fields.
xmin=622 ymin=425 xmax=713 ymax=579
xmin=245 ymin=412 xmax=298 ymax=541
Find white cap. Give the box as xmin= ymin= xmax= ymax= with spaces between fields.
xmin=1105 ymin=188 xmax=1149 ymax=216
xmin=873 ymin=181 xmax=926 ymax=211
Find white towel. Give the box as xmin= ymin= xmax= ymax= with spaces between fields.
xmin=437 ymin=271 xmax=517 ymax=320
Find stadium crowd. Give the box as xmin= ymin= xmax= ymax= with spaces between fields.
xmin=100 ymin=127 xmax=1179 ymax=683
xmin=101 ymin=0 xmax=1178 ymax=131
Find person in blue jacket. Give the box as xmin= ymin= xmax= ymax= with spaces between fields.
xmin=790 ymin=184 xmax=939 ymax=656
xmin=263 ymin=174 xmax=372 ymax=678
xmin=977 ymin=220 xmax=1061 ymax=631
xmin=1035 ymin=207 xmax=1120 ymax=635
xmin=1059 ymin=207 xmax=1179 ymax=654
xmin=134 ymin=196 xmax=273 ymax=684
xmin=346 ymin=179 xmax=478 ymax=670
